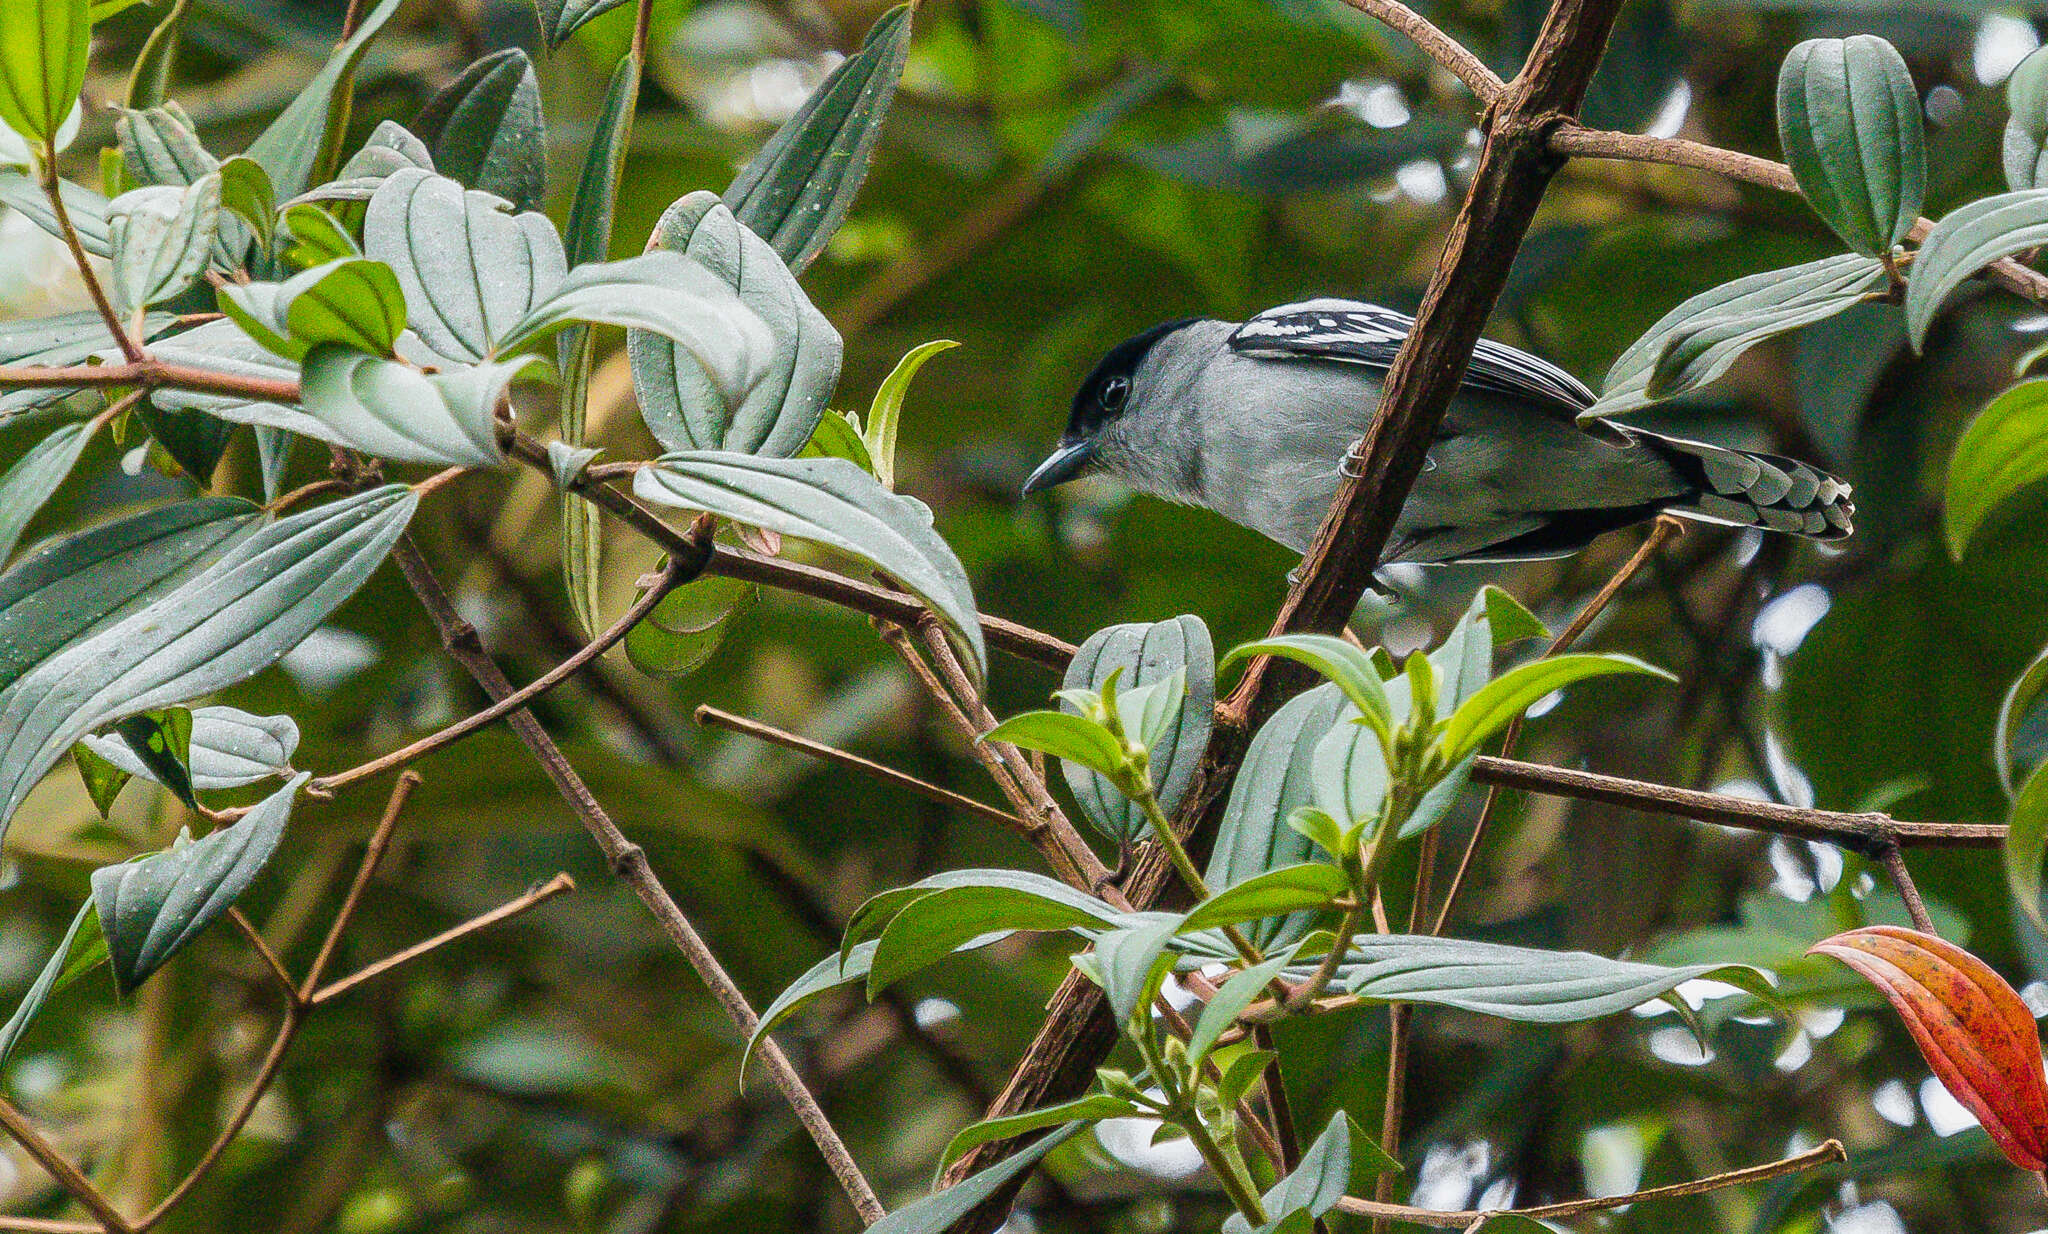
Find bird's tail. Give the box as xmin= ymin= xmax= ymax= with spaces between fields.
xmin=1626 ymin=427 xmax=1855 ymax=540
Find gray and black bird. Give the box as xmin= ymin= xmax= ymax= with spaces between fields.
xmin=1022 ymin=298 xmax=1853 ymax=565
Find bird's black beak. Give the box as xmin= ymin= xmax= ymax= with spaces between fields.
xmin=1022 ymin=438 xmax=1096 ymax=497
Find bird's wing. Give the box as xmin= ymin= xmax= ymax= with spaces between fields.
xmin=1226 ymin=299 xmax=1596 ymax=419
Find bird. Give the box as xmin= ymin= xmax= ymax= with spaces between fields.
xmin=1022 ymin=298 xmax=1853 ymax=566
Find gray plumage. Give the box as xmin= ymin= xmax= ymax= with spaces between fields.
xmin=1024 ymin=298 xmax=1854 ymax=565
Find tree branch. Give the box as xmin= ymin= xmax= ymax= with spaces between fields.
xmin=310 ymin=874 xmax=577 ymax=1006
xmin=0 ymin=1099 xmax=135 ymax=1234
xmin=1335 ymin=0 xmax=1503 ymax=101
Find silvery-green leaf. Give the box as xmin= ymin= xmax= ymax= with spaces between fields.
xmin=0 ymin=421 xmax=92 ymax=565
xmin=0 ymin=899 xmax=100 ymax=1065
xmin=1587 ymin=254 xmax=1887 ymax=418
xmin=1905 ymin=190 xmax=2048 ymax=351
xmin=1 ymin=310 xmax=175 ymax=421
xmin=497 ymin=251 xmax=775 ymax=400
xmin=242 ymin=0 xmax=405 ymax=199
xmin=724 ymin=4 xmax=913 ymax=274
xmin=532 ymin=0 xmax=633 ymax=49
xmin=0 ymin=497 xmax=259 ymax=695
xmin=635 ymin=453 xmax=986 ymax=676
xmin=864 ymin=1124 xmax=1089 ymax=1234
xmin=81 ymin=705 xmax=298 ymax=788
xmin=2007 ymin=46 xmax=2048 ymax=190
xmin=94 ymin=772 xmax=308 ymax=992
xmin=107 ymin=172 xmax=222 ymax=313
xmin=413 ymin=48 xmax=547 ymax=213
xmin=546 ymin=441 xmax=601 ymax=490
xmin=1777 ymin=36 xmax=1925 ymax=256
xmin=144 ymin=319 xmax=303 ymax=428
xmin=628 ymin=190 xmax=841 ymax=457
xmin=1205 ymin=683 xmax=1347 ymax=949
xmin=1310 ymin=709 xmax=1388 ymax=827
xmin=1331 ymin=934 xmax=1774 ymax=1022
xmin=1059 ymin=616 xmax=1213 ymax=844
xmin=362 ymin=167 xmax=564 ymax=362
xmin=297 ymin=345 xmax=540 ymax=466
xmin=115 ymin=102 xmax=217 ymax=188
xmin=0 ymin=171 xmax=109 ymax=255
xmin=299 ymin=120 xmax=436 ymax=204
xmin=0 ymin=486 xmax=416 ymax=833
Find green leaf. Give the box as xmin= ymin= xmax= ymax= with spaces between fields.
xmin=0 ymin=487 xmax=415 ymax=834
xmin=532 ymin=0 xmax=634 ymax=49
xmin=413 ymin=48 xmax=547 ymax=213
xmin=1188 ymin=949 xmax=1294 ymax=1066
xmin=842 ymin=868 xmax=1113 ymax=963
xmin=72 ymin=742 xmax=130 ymax=817
xmin=120 ymin=0 xmax=188 ymax=110
xmin=1182 ymin=863 xmax=1349 ymax=934
xmin=93 ymin=772 xmax=308 ymax=993
xmin=624 ymin=572 xmax=754 ymax=678
xmin=1311 ymin=709 xmax=1388 ymax=828
xmin=1944 ymin=379 xmax=2048 ymax=559
xmin=0 ymin=497 xmax=257 ymax=693
xmin=629 ymin=191 xmax=841 ymax=458
xmin=723 ymin=4 xmax=913 ymax=274
xmin=1588 ymin=254 xmax=1888 ymax=418
xmin=800 ymin=409 xmax=877 ymax=472
xmin=1334 ymin=934 xmax=1773 ymax=1022
xmin=1286 ymin=806 xmax=1348 ymax=862
xmin=870 ymin=879 xmax=1121 ymax=995
xmin=634 ymin=453 xmax=987 ymax=676
xmin=2007 ymin=46 xmax=2048 ymax=190
xmin=242 ymin=0 xmax=404 ymax=199
xmin=1223 ymin=635 xmax=1393 ymax=744
xmin=939 ymin=1094 xmax=1137 ymax=1175
xmin=215 ymin=156 xmax=276 ymax=248
xmin=1776 ymin=35 xmax=1925 ymax=256
xmin=361 ymin=168 xmax=562 ymax=363
xmin=113 ymin=706 xmax=196 ymax=808
xmin=1095 ymin=914 xmax=1186 ymax=1025
xmin=1438 ymin=654 xmax=1675 ymax=764
xmin=1214 ymin=1049 xmax=1277 ymax=1109
xmin=115 ymin=102 xmax=216 ymax=188
xmin=0 ymin=0 xmax=89 ymax=145
xmin=0 ymin=421 xmax=92 ymax=565
xmin=1398 ymin=752 xmax=1474 ymax=840
xmin=2008 ymin=762 xmax=2048 ymax=936
xmin=556 ymin=52 xmax=641 ymax=638
xmin=82 ymin=705 xmax=296 ymax=789
xmin=280 ymin=203 xmax=359 ymax=267
xmin=865 ymin=339 xmax=959 ymax=489
xmin=1223 ymin=1112 xmax=1353 ymax=1234
xmin=296 ymin=345 xmax=544 ymax=467
xmin=866 ymin=1123 xmax=1088 ymax=1234
xmin=107 ymin=173 xmax=222 ymax=313
xmin=984 ymin=709 xmax=1129 ymax=783
xmin=1205 ymin=684 xmax=1347 ymax=948
xmin=1998 ymin=647 xmax=2048 ymax=796
xmin=219 ymin=256 xmax=407 ymax=359
xmin=0 ymin=899 xmax=102 ymax=1067
xmin=1906 ymin=191 xmax=2048 ymax=351
xmin=1481 ymin=585 xmax=1547 ymax=649
xmin=0 ymin=172 xmax=109 ymax=255
xmin=1060 ymin=616 xmax=1215 ymax=844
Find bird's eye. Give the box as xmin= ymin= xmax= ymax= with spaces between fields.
xmin=1100 ymin=376 xmax=1130 ymax=409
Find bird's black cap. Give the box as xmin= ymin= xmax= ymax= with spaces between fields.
xmin=1023 ymin=317 xmax=1199 ymax=497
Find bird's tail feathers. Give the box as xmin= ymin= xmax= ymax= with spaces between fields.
xmin=1626 ymin=428 xmax=1854 ymax=540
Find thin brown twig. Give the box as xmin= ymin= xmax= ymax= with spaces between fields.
xmin=0 ymin=1098 xmax=134 ymax=1234
xmin=385 ymin=537 xmax=887 ymax=1224
xmin=40 ymin=154 xmax=141 ymax=366
xmin=1335 ymin=0 xmax=1504 ymax=101
xmin=0 ymin=361 xmax=301 ymax=403
xmin=1878 ymin=845 xmax=1939 ymax=934
xmin=1335 ymin=1137 xmax=1845 ymax=1226
xmin=227 ymin=909 xmax=296 ymax=999
xmin=302 ymin=772 xmax=419 ymax=998
xmin=309 ymin=554 xmax=695 ymax=795
xmin=138 ymin=1013 xmax=297 ymax=1230
xmin=0 ymin=1219 xmax=101 ymax=1233
xmin=693 ymin=705 xmax=1031 ymax=833
xmin=311 ymin=874 xmax=577 ymax=1006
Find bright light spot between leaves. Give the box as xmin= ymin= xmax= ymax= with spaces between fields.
xmin=1396 ymin=159 xmax=1449 ymax=204
xmin=1332 ymin=79 xmax=1413 ymax=128
xmin=1764 ymin=732 xmax=1816 ymax=810
xmin=280 ymin=626 xmax=380 ymax=693
xmin=1408 ymin=1141 xmax=1492 ymax=1211
xmin=1830 ymin=1200 xmax=1909 ymax=1234
xmin=912 ymin=998 xmax=960 ymax=1029
xmin=1094 ymin=1117 xmax=1205 ymax=1180
xmin=1648 ymin=1026 xmax=1714 ymax=1066
xmin=2023 ymin=981 xmax=2048 ymax=1018
xmin=1775 ymin=1030 xmax=1813 ymax=1072
xmin=1919 ymin=1075 xmax=1981 ymax=1136
xmin=1925 ymin=84 xmax=1966 ymax=128
xmin=1768 ymin=836 xmax=1818 ymax=902
xmin=1646 ymin=80 xmax=1692 ymax=139
xmin=1872 ymin=1078 xmax=1917 ymax=1127
xmin=1802 ymin=1006 xmax=1846 ymax=1038
xmin=1580 ymin=1124 xmax=1647 ymax=1198
xmin=1753 ymin=584 xmax=1831 ymax=656
xmin=1976 ymin=13 xmax=2041 ymax=85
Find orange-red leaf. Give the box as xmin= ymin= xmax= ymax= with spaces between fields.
xmin=1809 ymin=926 xmax=2048 ymax=1171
